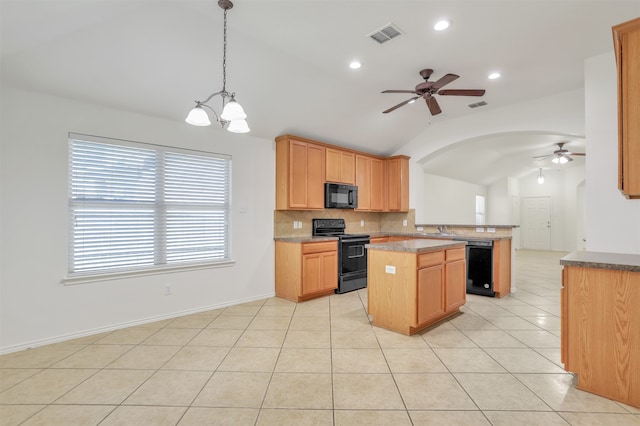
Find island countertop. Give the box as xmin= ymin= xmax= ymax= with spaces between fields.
xmin=366 ymin=239 xmax=466 ymax=253
xmin=560 ymin=250 xmax=640 ymax=272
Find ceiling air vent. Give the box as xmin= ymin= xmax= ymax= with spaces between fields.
xmin=369 ymin=23 xmax=403 ymax=44
xmin=468 ymin=101 xmax=488 ymax=109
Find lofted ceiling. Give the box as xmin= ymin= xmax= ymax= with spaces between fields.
xmin=1 ymin=1 xmax=638 ymax=182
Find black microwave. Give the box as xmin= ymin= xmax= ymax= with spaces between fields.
xmin=325 ymin=183 xmax=358 ymax=209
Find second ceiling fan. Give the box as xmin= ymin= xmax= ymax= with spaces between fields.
xmin=533 ymin=142 xmax=586 ymax=164
xmin=382 ymin=68 xmax=486 ymax=116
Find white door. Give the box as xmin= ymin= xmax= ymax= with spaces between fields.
xmin=522 ymin=197 xmax=551 ymax=250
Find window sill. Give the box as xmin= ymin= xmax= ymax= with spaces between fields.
xmin=61 ymin=260 xmax=236 ymax=286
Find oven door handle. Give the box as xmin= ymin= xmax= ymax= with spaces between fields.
xmin=342 ymin=237 xmax=370 ymax=244
xmin=348 ymin=245 xmax=365 ymax=258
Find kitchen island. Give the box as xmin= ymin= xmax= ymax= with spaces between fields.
xmin=366 ymin=239 xmax=467 ymax=335
xmin=560 ymin=251 xmax=640 ymax=408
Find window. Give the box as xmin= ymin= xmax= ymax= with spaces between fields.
xmin=68 ymin=133 xmax=231 ymax=276
xmin=475 ymin=195 xmax=485 ymax=225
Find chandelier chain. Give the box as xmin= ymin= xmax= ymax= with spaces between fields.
xmin=222 ymin=8 xmax=227 ymax=93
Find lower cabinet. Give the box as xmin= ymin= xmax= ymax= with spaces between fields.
xmin=561 ymin=265 xmax=640 ymax=408
xmin=275 ymin=240 xmax=338 ymax=302
xmin=368 ymin=244 xmax=467 ymax=335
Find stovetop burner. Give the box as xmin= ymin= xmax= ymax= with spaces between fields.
xmin=312 ymin=218 xmax=369 ymax=239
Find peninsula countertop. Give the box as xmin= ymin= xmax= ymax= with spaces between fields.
xmin=366 ymin=239 xmax=466 ymax=253
xmin=560 ymin=250 xmax=640 ymax=272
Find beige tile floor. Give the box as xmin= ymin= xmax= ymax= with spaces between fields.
xmin=1 ymin=250 xmax=639 ymax=425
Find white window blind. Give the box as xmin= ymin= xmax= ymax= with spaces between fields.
xmin=68 ymin=134 xmax=231 ymax=275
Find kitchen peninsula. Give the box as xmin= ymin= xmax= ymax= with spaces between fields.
xmin=366 ymin=239 xmax=467 ymax=335
xmin=560 ymin=251 xmax=640 ymax=408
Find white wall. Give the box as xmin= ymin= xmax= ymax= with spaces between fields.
xmin=585 ymin=52 xmax=640 ymax=254
xmin=421 ymin=173 xmax=486 ymax=224
xmin=518 ymin=166 xmax=585 ymax=252
xmin=400 ymin=89 xmax=586 ymax=225
xmin=0 ymin=87 xmax=276 ymax=352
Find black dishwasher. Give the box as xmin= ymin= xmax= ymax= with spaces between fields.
xmin=465 ymin=240 xmax=495 ymax=296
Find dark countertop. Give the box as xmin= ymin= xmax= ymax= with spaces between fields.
xmin=560 ymin=251 xmax=640 ymax=272
xmin=366 ymin=239 xmax=466 ymax=253
xmin=416 ymin=224 xmax=519 ymax=229
xmin=275 ymin=233 xmax=512 ymax=243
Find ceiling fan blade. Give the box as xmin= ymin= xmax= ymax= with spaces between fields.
xmin=566 ymin=152 xmax=586 ymax=156
xmin=383 ymin=97 xmax=419 ymax=114
xmin=533 ymin=154 xmax=554 ymax=159
xmin=425 ymin=97 xmax=442 ymax=115
xmin=382 ymin=90 xmax=418 ymax=94
xmin=431 ymin=74 xmax=459 ymax=90
xmin=438 ymin=89 xmax=486 ymax=96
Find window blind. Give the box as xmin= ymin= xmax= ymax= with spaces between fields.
xmin=68 ymin=134 xmax=231 ymax=275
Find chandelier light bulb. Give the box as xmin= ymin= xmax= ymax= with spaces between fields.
xmin=537 ymin=168 xmax=544 ymax=184
xmin=221 ymin=99 xmax=247 ymax=121
xmin=227 ymin=119 xmax=250 ymax=133
xmin=185 ymin=106 xmax=211 ymax=126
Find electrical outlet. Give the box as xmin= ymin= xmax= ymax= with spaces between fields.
xmin=164 ymin=283 xmax=172 ymax=296
xmin=360 ymin=220 xmax=365 ymax=227
xmin=487 ymin=227 xmax=496 ymax=233
xmin=402 ymin=219 xmax=408 ymax=227
xmin=298 ymin=221 xmax=302 ymax=229
xmin=293 ymin=221 xmax=297 ymax=229
xmin=417 ymin=226 xmax=424 ymax=231
xmin=385 ymin=265 xmax=396 ymax=274
xmin=476 ymin=227 xmax=485 ymax=232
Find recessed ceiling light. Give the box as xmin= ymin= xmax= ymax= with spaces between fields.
xmin=434 ymin=19 xmax=452 ymax=31
xmin=349 ymin=61 xmax=362 ymax=69
xmin=488 ymin=72 xmax=501 ymax=80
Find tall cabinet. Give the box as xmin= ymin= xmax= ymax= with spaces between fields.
xmin=613 ymin=17 xmax=640 ymax=199
xmin=275 ymin=135 xmax=325 ymax=210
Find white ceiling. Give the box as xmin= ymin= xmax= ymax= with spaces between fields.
xmin=1 ymin=0 xmax=637 ymax=183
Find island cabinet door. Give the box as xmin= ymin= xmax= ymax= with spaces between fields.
xmin=445 ymin=259 xmax=466 ymax=312
xmin=417 ymin=265 xmax=445 ymax=325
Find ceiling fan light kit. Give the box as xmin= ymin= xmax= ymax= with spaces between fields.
xmin=185 ymin=0 xmax=250 ymax=133
xmin=533 ymin=142 xmax=585 ymax=164
xmin=537 ymin=168 xmax=545 ymax=184
xmin=382 ymin=68 xmax=486 ymax=116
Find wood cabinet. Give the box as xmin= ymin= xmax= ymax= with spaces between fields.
xmin=444 ymin=247 xmax=466 ymax=311
xmin=370 ymin=158 xmax=384 ymax=211
xmin=368 ymin=243 xmax=466 ymax=335
xmin=275 ymin=136 xmax=325 ymax=210
xmin=613 ymin=18 xmax=640 ymax=199
xmin=275 ymin=240 xmax=337 ymax=302
xmin=275 ymin=134 xmax=409 ymax=211
xmin=385 ymin=156 xmax=410 ymax=212
xmin=492 ymin=239 xmax=512 ymax=297
xmin=561 ymin=265 xmax=640 ymax=408
xmin=355 ymin=155 xmax=371 ymax=211
xmin=326 ymin=148 xmax=355 ymax=184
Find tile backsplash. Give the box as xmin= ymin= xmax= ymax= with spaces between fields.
xmin=274 ymin=209 xmax=416 ymax=237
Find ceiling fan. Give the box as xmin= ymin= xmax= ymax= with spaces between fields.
xmin=533 ymin=142 xmax=586 ymax=164
xmin=382 ymin=68 xmax=486 ymax=116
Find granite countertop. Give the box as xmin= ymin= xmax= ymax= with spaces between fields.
xmin=415 ymin=224 xmax=519 ymax=229
xmin=366 ymin=239 xmax=466 ymax=253
xmin=560 ymin=251 xmax=640 ymax=272
xmin=274 ymin=236 xmax=337 ymax=243
xmin=275 ymin=233 xmax=511 ymax=243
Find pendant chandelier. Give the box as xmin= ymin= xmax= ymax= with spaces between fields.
xmin=185 ymin=0 xmax=250 ymax=133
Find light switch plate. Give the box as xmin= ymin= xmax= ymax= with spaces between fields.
xmin=417 ymin=226 xmax=424 ymax=231
xmin=476 ymin=227 xmax=485 ymax=232
xmin=487 ymin=227 xmax=496 ymax=233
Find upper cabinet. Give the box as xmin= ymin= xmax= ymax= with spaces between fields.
xmin=385 ymin=156 xmax=410 ymax=212
xmin=275 ymin=134 xmax=410 ymax=211
xmin=613 ymin=17 xmax=640 ymax=199
xmin=276 ymin=135 xmax=325 ymax=210
xmin=326 ymin=148 xmax=355 ymax=184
